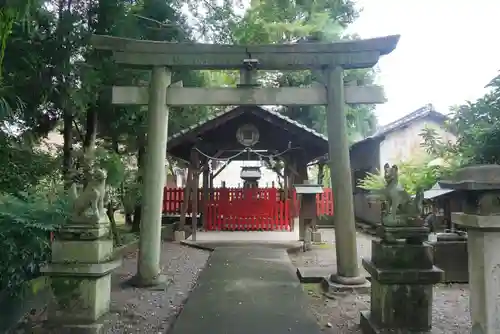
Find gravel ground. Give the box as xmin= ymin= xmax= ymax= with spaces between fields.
xmin=103 ymin=242 xmax=210 ymax=333
xmin=302 ymin=283 xmax=470 ymax=333
xmin=13 ymin=242 xmax=210 ymax=334
xmin=291 ymin=229 xmax=471 ymax=333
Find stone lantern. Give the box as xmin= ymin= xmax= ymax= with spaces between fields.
xmin=240 ymin=165 xmax=262 ymax=188
xmin=439 ymin=164 xmax=500 ymax=334
xmin=294 ymin=182 xmax=323 ymax=250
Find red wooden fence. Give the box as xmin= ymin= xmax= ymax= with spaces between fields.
xmin=205 ymin=187 xmax=290 ymax=231
xmin=163 ymin=188 xmax=333 ymax=216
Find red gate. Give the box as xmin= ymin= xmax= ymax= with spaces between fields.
xmin=163 ymin=186 xmax=334 ymax=231
xmin=205 ymin=187 xmax=290 ymax=231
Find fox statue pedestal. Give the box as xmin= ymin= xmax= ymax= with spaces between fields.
xmin=360 ymin=163 xmax=443 ymax=333
xmin=42 ymin=169 xmax=121 ymax=333
xmin=360 ymin=226 xmax=443 ymax=333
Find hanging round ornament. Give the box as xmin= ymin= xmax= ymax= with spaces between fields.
xmin=236 ymin=124 xmax=259 ymax=147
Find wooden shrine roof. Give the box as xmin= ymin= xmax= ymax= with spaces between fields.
xmin=167 ymin=106 xmax=328 ymax=163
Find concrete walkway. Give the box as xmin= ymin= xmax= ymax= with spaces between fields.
xmin=169 ymin=247 xmax=322 ymax=334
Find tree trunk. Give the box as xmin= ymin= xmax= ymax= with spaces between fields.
xmin=125 ymin=213 xmax=133 ymax=225
xmin=106 ymin=202 xmax=121 ymax=246
xmin=132 ymin=204 xmax=142 ymax=232
xmin=62 ymin=111 xmax=73 ymax=189
xmin=82 ymin=106 xmax=98 ymax=186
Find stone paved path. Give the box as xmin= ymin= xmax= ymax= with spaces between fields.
xmin=169 ymin=247 xmax=322 ymax=334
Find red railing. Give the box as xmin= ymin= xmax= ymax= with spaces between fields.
xmin=162 ymin=187 xmax=334 ymax=217
xmin=205 ymin=187 xmax=290 ymax=231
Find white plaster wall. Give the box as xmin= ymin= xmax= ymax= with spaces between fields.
xmin=378 ymin=118 xmax=456 ymax=171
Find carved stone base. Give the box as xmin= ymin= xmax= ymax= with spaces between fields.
xmin=360 ymin=239 xmax=443 ymax=333
xmin=321 ymin=276 xmax=370 ymax=296
xmin=57 ymin=222 xmax=110 ymax=241
xmin=48 ymin=275 xmax=112 ymax=323
xmin=51 ymin=239 xmax=113 ymax=263
xmin=377 ymin=225 xmax=429 ymax=243
xmin=42 ymin=259 xmax=121 ymax=331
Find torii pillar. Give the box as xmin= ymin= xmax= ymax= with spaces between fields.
xmin=323 ymin=67 xmax=369 ymax=291
xmin=132 ymin=67 xmax=171 ymax=287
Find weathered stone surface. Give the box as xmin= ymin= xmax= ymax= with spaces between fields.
xmin=296 ymin=266 xmax=333 ymax=283
xmin=360 ymin=237 xmax=443 ymax=333
xmin=363 ymin=259 xmax=443 ymax=285
xmin=42 ymin=259 xmax=121 ymax=277
xmin=312 ymin=231 xmax=322 ymax=243
xmin=440 ymin=164 xmax=500 ymax=333
xmin=376 ymin=225 xmax=429 ymax=244
xmin=51 ymin=239 xmax=113 ymax=263
xmin=48 ymin=275 xmax=112 ymax=323
xmin=91 ymin=34 xmax=400 ymax=70
xmin=57 ymin=223 xmax=110 ymax=240
xmin=371 ymin=279 xmax=433 ymax=331
xmin=174 ymin=230 xmax=186 ymax=241
xmin=321 ymin=276 xmax=371 ymax=295
xmin=112 ymin=85 xmax=387 ymax=106
xmin=440 ymin=164 xmax=500 ymax=190
xmin=430 ymin=239 xmax=469 ymax=283
xmin=370 ymin=240 xmax=433 ymax=270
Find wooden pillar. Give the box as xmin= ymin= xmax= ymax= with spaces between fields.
xmin=135 ymin=66 xmax=171 ymax=287
xmin=191 ymin=150 xmax=200 ymax=241
xmin=283 ymin=160 xmax=289 ymax=200
xmin=325 ymin=66 xmax=365 ymax=284
xmin=296 ymin=159 xmax=308 ymax=183
xmin=317 ymin=163 xmax=325 ymax=186
xmin=179 ymin=167 xmax=193 ymax=230
xmin=202 ymin=163 xmax=209 ymax=227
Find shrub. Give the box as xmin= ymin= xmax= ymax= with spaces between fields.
xmin=0 ymin=192 xmax=69 ymax=294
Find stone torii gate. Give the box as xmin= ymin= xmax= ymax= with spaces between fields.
xmin=91 ymin=34 xmax=400 ymax=288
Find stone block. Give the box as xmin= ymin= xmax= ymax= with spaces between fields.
xmin=48 ymin=274 xmax=112 ymax=323
xmin=57 ymin=223 xmax=110 ymax=241
xmin=52 ymin=239 xmax=113 ymax=263
xmin=174 ymin=230 xmax=186 ymax=241
xmin=363 ymin=259 xmax=443 ymax=285
xmin=368 ymin=279 xmax=434 ymax=331
xmin=296 ymin=266 xmax=333 ymax=283
xmin=161 ymin=224 xmax=175 ymax=241
xmin=321 ymin=276 xmax=371 ymax=295
xmin=370 ymin=240 xmax=434 ymax=270
xmin=376 ymin=225 xmax=429 ymax=242
xmin=430 ymin=240 xmax=468 ymax=283
xmin=312 ymin=231 xmax=322 ymax=242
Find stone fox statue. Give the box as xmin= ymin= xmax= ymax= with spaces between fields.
xmin=69 ymin=168 xmax=107 ymax=222
xmin=383 ymin=163 xmax=423 ymax=221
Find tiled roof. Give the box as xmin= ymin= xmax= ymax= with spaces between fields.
xmin=167 ymin=106 xmax=327 ymax=142
xmin=350 ymin=103 xmax=448 ymax=148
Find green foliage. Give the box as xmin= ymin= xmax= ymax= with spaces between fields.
xmin=0 ymin=191 xmax=69 ymax=293
xmin=357 ymin=170 xmax=385 ymax=192
xmin=95 ymin=147 xmax=125 ymax=188
xmin=439 ymin=72 xmax=500 ymax=165
xmin=0 ymin=136 xmax=58 ymax=197
xmin=358 ymin=126 xmax=459 ymax=195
